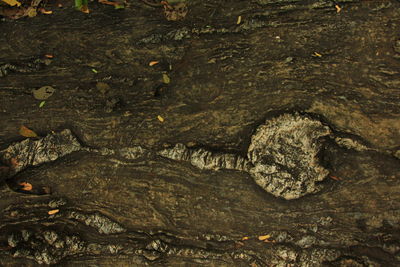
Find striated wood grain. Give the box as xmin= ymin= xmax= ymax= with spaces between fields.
xmin=0 ymin=0 xmax=399 ymax=265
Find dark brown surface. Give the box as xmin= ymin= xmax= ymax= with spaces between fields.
xmin=0 ymin=0 xmax=399 ymax=265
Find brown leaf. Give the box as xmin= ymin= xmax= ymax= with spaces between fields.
xmin=19 ymin=182 xmax=33 ymax=191
xmin=330 ymin=175 xmax=342 ymax=181
xmin=149 ymin=61 xmax=159 ymax=66
xmin=19 ymin=125 xmax=38 ymax=138
xmin=98 ymin=0 xmax=119 ymax=6
xmin=162 ymin=2 xmax=187 ymax=21
xmin=39 ymin=8 xmax=53 ymax=14
xmin=80 ymin=5 xmax=89 ymax=13
xmin=258 ymin=234 xmax=270 ymax=241
xmin=48 ymin=209 xmax=59 ymax=215
xmin=0 ymin=7 xmax=26 ymax=19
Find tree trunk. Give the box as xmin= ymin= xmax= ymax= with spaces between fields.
xmin=0 ymin=0 xmax=399 ymax=265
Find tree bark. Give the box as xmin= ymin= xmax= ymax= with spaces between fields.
xmin=0 ymin=0 xmax=399 ymax=265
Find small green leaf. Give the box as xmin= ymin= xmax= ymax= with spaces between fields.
xmin=162 ymin=73 xmax=170 ymax=84
xmin=39 ymin=101 xmax=46 ymax=108
xmin=92 ymin=68 xmax=98 ymax=73
xmin=75 ymin=0 xmax=82 ymax=8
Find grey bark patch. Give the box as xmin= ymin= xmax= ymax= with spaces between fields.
xmin=159 ymin=113 xmax=331 ymax=200
xmin=0 ymin=129 xmax=82 ymax=175
xmin=334 ymin=136 xmax=369 ymax=151
xmin=248 ymin=113 xmax=331 ymax=200
xmin=67 ymin=211 xmax=126 ymax=234
xmin=118 ymin=146 xmax=150 ymax=160
xmin=158 ymin=143 xmax=250 ymax=171
xmin=7 ymin=229 xmax=86 ymax=265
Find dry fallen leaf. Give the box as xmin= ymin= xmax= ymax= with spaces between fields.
xmin=149 ymin=61 xmax=159 ymax=66
xmin=330 ymin=175 xmax=342 ymax=181
xmin=313 ymin=52 xmax=322 ymax=57
xmin=32 ymin=86 xmax=55 ymax=100
xmin=98 ymin=0 xmax=121 ymax=7
xmin=1 ymin=0 xmax=21 ymax=6
xmin=236 ymin=15 xmax=242 ymax=25
xmin=19 ymin=125 xmax=38 ymax=138
xmin=48 ymin=209 xmax=59 ymax=215
xmin=335 ymin=4 xmax=341 ymax=13
xmin=157 ymin=115 xmax=165 ymax=122
xmin=19 ymin=182 xmax=33 ymax=191
xmin=258 ymin=235 xmax=270 ymax=241
xmin=242 ymin=236 xmax=249 ymax=241
xmin=80 ymin=5 xmax=89 ymax=13
xmin=162 ymin=1 xmax=188 ymax=21
xmin=162 ymin=73 xmax=170 ymax=84
xmin=39 ymin=8 xmax=53 ymax=14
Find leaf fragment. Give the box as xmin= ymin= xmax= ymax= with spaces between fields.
xmin=330 ymin=175 xmax=342 ymax=181
xmin=149 ymin=61 xmax=159 ymax=66
xmin=242 ymin=236 xmax=249 ymax=241
xmin=39 ymin=8 xmax=53 ymax=15
xmin=80 ymin=5 xmax=90 ymax=13
xmin=162 ymin=2 xmax=187 ymax=21
xmin=91 ymin=68 xmax=98 ymax=73
xmin=157 ymin=115 xmax=164 ymax=122
xmin=162 ymin=73 xmax=170 ymax=84
xmin=1 ymin=0 xmax=21 ymax=7
xmin=313 ymin=52 xmax=322 ymax=57
xmin=48 ymin=209 xmax=59 ymax=215
xmin=32 ymin=86 xmax=55 ymax=100
xmin=39 ymin=101 xmax=46 ymax=108
xmin=335 ymin=4 xmax=341 ymax=13
xmin=27 ymin=8 xmax=37 ymax=18
xmin=19 ymin=125 xmax=38 ymax=138
xmin=236 ymin=15 xmax=242 ymax=25
xmin=19 ymin=182 xmax=33 ymax=191
xmin=258 ymin=235 xmax=270 ymax=241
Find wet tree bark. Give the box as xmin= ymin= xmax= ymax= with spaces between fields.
xmin=0 ymin=0 xmax=399 ymax=265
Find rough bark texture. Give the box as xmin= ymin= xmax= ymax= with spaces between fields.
xmin=0 ymin=0 xmax=400 ymax=265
